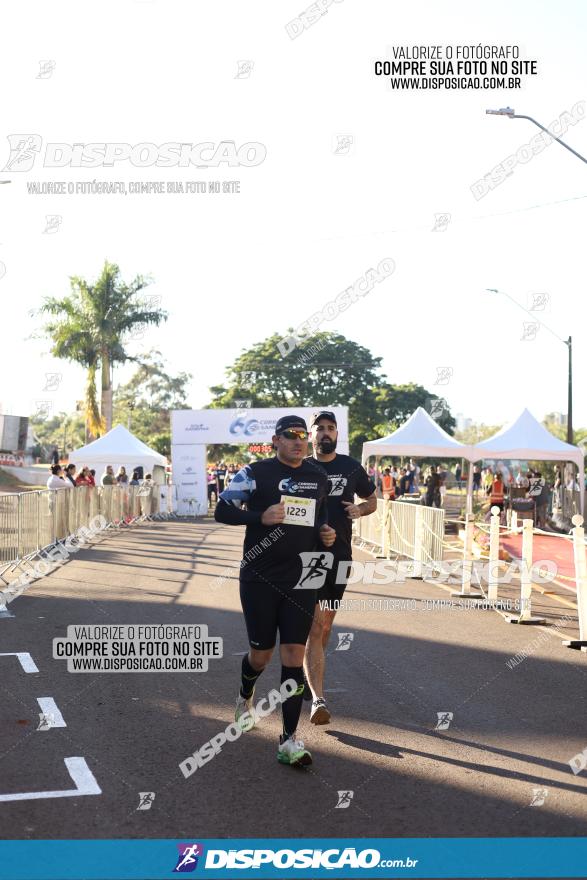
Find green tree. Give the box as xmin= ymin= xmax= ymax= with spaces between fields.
xmin=30 ymin=411 xmax=86 ymax=458
xmin=208 ymin=332 xmax=384 ymax=457
xmin=36 ymin=261 xmax=167 ymax=437
xmin=371 ymin=384 xmax=456 ymax=436
xmin=454 ymin=422 xmax=501 ymax=444
xmin=113 ymin=350 xmax=192 ymax=457
xmin=208 ymin=332 xmax=456 ymax=458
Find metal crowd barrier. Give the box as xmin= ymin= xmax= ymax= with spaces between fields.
xmin=353 ymin=497 xmax=445 ymax=566
xmin=0 ymin=483 xmax=179 ymax=586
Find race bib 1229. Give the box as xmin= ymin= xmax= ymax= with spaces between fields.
xmin=281 ymin=495 xmax=316 ymax=527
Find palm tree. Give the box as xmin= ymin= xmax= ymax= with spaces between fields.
xmin=37 ymin=299 xmax=103 ymax=437
xmin=37 ymin=261 xmax=167 ymax=436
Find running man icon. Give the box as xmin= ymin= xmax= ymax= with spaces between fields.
xmin=173 ymin=844 xmax=203 ymax=873
xmin=295 ymin=552 xmax=334 ymax=589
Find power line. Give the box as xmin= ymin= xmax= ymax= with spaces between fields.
xmin=316 ymin=193 xmax=587 ymax=241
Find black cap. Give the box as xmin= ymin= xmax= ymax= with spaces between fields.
xmin=275 ymin=414 xmax=308 ymax=435
xmin=311 ymin=410 xmax=337 ymax=427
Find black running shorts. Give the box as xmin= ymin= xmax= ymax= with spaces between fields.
xmin=239 ymin=579 xmax=317 ymax=650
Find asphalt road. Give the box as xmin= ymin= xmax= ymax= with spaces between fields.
xmin=1 ymin=517 xmax=587 ymax=843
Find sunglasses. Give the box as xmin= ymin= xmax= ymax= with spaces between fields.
xmin=279 ymin=429 xmax=308 ymax=441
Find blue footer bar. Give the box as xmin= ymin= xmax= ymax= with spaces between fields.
xmin=1 ymin=838 xmax=586 ymax=879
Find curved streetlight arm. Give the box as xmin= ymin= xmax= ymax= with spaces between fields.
xmin=511 ymin=113 xmax=587 ymax=165
xmin=485 ymin=288 xmax=567 ymax=345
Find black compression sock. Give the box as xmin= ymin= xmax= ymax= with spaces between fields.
xmin=240 ymin=654 xmax=263 ymax=699
xmin=280 ymin=665 xmax=305 ymax=740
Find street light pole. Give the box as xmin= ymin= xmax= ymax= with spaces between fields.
xmin=485 ymin=288 xmax=573 ymax=443
xmin=486 ymin=107 xmax=587 ymax=164
xmin=485 ymin=106 xmax=585 ymax=442
xmin=567 ymin=336 xmax=573 ymax=444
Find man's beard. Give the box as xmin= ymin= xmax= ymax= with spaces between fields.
xmin=317 ymin=437 xmax=337 ymax=454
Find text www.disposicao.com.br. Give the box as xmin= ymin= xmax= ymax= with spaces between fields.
xmin=70 ymin=657 xmax=201 ymax=671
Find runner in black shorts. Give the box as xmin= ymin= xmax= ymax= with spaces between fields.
xmin=214 ymin=414 xmax=335 ymax=767
xmin=304 ymin=411 xmax=376 ymax=725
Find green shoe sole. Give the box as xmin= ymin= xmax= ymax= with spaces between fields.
xmin=277 ymin=750 xmax=312 ymax=766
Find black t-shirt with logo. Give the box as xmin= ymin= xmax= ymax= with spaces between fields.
xmin=311 ymin=454 xmax=375 ymax=556
xmin=215 ymin=456 xmax=329 ymax=587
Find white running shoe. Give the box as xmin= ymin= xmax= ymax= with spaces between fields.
xmin=310 ymin=698 xmax=331 ymax=725
xmin=277 ymin=735 xmax=312 ymax=766
xmin=235 ymin=690 xmax=256 ymax=732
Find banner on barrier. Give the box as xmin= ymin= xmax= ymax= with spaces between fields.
xmin=171 ymin=444 xmax=208 ymax=514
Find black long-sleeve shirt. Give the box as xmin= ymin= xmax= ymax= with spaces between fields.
xmin=214 ymin=456 xmax=329 ymax=587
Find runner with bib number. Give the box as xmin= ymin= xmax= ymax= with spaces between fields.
xmin=215 ymin=414 xmax=335 ymax=767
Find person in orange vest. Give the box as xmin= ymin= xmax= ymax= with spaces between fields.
xmin=381 ymin=467 xmax=396 ymax=501
xmin=490 ymin=473 xmax=505 ymax=512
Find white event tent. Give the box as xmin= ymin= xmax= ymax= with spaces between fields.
xmin=362 ymin=406 xmax=584 ymax=515
xmin=362 ymin=406 xmax=476 ymax=463
xmin=362 ymin=407 xmax=477 ymax=510
xmin=472 ymin=408 xmax=584 ymax=512
xmin=69 ymin=424 xmax=167 ymax=483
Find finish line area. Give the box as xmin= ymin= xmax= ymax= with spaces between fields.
xmin=1 ymin=514 xmax=585 ymax=848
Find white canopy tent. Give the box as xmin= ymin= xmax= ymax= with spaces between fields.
xmin=362 ymin=407 xmax=476 ymax=462
xmin=362 ymin=406 xmax=585 ymax=516
xmin=69 ymin=424 xmax=167 ymax=484
xmin=472 ymin=408 xmax=584 ymax=513
xmin=362 ymin=407 xmax=478 ymax=512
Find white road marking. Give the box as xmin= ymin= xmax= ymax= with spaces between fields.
xmin=0 ymin=652 xmax=39 ymax=673
xmin=0 ymin=757 xmax=101 ymax=802
xmin=36 ymin=697 xmax=66 ymax=728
